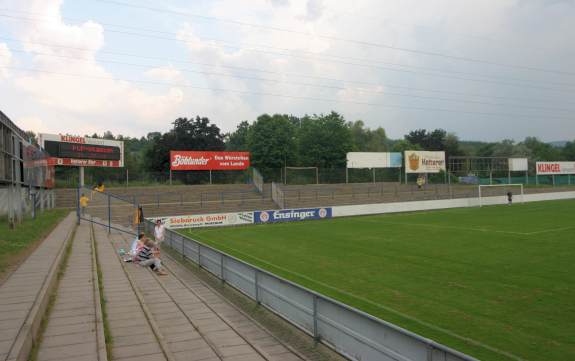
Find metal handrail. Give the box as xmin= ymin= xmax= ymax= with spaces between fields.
xmin=146 ymin=219 xmax=480 ymax=361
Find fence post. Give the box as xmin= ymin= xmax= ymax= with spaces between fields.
xmin=198 ymin=244 xmax=202 ymax=268
xmin=31 ymin=192 xmax=36 ymax=220
xmin=220 ymin=254 xmax=225 ymax=282
xmin=157 ymin=194 xmax=160 ymax=208
xmin=76 ymin=187 xmax=81 ymax=225
xmin=107 ymin=194 xmax=111 ymax=233
xmin=181 ymin=237 xmax=185 ymax=260
xmin=180 ymin=193 xmax=183 ymax=205
xmin=313 ymin=295 xmax=319 ymax=341
xmin=255 ymin=270 xmax=260 ymax=304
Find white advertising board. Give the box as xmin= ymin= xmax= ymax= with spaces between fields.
xmin=536 ymin=161 xmax=575 ymax=175
xmin=508 ymin=158 xmax=528 ymax=172
xmin=404 ymin=151 xmax=446 ymax=173
xmin=154 ymin=211 xmax=254 ymax=229
xmin=346 ymin=152 xmax=402 ymax=168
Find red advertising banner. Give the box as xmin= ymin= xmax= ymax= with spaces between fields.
xmin=170 ymin=151 xmax=250 ymax=171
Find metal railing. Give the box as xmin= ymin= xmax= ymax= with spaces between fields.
xmin=271 ymin=182 xmax=285 ymax=209
xmin=252 ymin=167 xmax=264 ymax=193
xmin=146 ymin=220 xmax=479 ymax=361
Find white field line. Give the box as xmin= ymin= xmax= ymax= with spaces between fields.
xmin=190 ymin=234 xmax=524 ymax=361
xmin=354 ymin=219 xmax=529 ymax=236
xmin=524 ymin=226 xmax=575 ymax=235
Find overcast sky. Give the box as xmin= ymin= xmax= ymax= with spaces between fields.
xmin=0 ymin=0 xmax=573 ymax=141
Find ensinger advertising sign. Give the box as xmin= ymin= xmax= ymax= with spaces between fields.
xmin=254 ymin=208 xmax=332 ymax=224
xmin=404 ymin=151 xmax=446 ymax=173
xmin=170 ymin=151 xmax=250 ymax=171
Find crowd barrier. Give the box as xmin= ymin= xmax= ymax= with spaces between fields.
xmin=144 ymin=219 xmax=479 ymax=361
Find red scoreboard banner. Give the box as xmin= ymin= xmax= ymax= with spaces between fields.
xmin=170 ymin=151 xmax=250 ymax=171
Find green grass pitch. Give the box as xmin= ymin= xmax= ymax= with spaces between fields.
xmin=181 ymin=199 xmax=575 ymax=361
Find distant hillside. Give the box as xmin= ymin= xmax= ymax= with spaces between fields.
xmin=549 ymin=141 xmax=568 ymax=147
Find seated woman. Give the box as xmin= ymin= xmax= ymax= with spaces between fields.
xmin=136 ymin=237 xmax=167 ymax=276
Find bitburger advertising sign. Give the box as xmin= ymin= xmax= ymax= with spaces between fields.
xmin=157 ymin=211 xmax=254 ymax=229
xmin=170 ymin=151 xmax=250 ymax=171
xmin=404 ymin=151 xmax=446 ymax=173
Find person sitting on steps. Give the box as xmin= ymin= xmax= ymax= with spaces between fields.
xmin=136 ymin=237 xmax=168 ymax=276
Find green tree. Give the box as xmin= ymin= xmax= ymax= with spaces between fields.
xmin=349 ymin=120 xmax=388 ymax=152
xmin=563 ymin=140 xmax=575 ymax=160
xmin=520 ymin=137 xmax=561 ymax=161
xmin=298 ymin=112 xmax=352 ymax=168
xmin=226 ymin=121 xmax=250 ymax=151
xmin=247 ymin=114 xmax=297 ymax=170
xmin=146 ymin=116 xmax=224 ymax=172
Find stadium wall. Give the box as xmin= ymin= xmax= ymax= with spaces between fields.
xmin=155 ymin=190 xmax=575 ymax=229
xmin=332 ymin=191 xmax=575 ymax=218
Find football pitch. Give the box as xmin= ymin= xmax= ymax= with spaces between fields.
xmin=181 ymin=199 xmax=575 ymax=361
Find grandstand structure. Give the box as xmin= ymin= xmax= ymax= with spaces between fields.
xmin=55 ymin=176 xmax=573 ymax=228
xmin=0 ymin=110 xmax=54 ymax=221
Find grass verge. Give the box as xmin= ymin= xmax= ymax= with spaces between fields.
xmin=0 ymin=209 xmax=69 ymax=283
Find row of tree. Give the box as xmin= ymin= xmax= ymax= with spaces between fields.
xmin=52 ymin=111 xmax=574 ymax=184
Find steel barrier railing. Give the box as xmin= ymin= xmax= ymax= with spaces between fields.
xmin=145 ymin=219 xmax=480 ymax=361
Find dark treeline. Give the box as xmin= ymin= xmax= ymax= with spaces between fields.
xmin=41 ymin=112 xmax=575 ymax=186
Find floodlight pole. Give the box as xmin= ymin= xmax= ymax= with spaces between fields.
xmin=79 ymin=166 xmax=84 ymax=187
xmin=372 ymin=168 xmax=376 ymax=184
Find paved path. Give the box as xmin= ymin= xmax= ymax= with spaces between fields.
xmin=93 ymin=226 xmax=168 ymax=361
xmin=104 ymin=229 xmax=307 ymax=361
xmin=0 ymin=212 xmax=75 ymax=361
xmin=36 ymin=222 xmax=106 ymax=361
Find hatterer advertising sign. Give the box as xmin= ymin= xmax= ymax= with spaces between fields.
xmin=404 ymin=151 xmax=446 ymax=173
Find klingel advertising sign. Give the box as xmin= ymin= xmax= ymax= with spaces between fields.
xmin=404 ymin=151 xmax=446 ymax=173
xmin=536 ymin=162 xmax=575 ymax=175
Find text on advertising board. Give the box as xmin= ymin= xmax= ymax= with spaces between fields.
xmin=404 ymin=151 xmax=446 ymax=173
xmin=156 ymin=211 xmax=254 ymax=229
xmin=536 ymin=162 xmax=575 ymax=175
xmin=254 ymin=208 xmax=332 ymax=223
xmin=170 ymin=151 xmax=250 ymax=171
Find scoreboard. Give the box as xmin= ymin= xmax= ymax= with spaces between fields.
xmin=39 ymin=133 xmax=124 ymax=168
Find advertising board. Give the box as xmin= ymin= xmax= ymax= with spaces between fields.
xmin=254 ymin=207 xmax=332 ymax=224
xmin=170 ymin=151 xmax=250 ymax=171
xmin=536 ymin=161 xmax=575 ymax=175
xmin=508 ymin=158 xmax=528 ymax=172
xmin=346 ymin=152 xmax=402 ymax=168
xmin=39 ymin=133 xmax=124 ymax=167
xmin=156 ymin=211 xmax=254 ymax=229
xmin=404 ymin=151 xmax=446 ymax=173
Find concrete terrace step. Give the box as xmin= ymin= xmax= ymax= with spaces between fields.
xmin=0 ymin=212 xmax=76 ymax=361
xmin=35 ymin=222 xmax=107 ymax=361
xmin=92 ymin=225 xmax=169 ymax=361
xmin=95 ymin=223 xmax=310 ymax=361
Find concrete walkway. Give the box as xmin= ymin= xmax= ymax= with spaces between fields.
xmin=36 ymin=222 xmax=106 ymax=361
xmin=93 ymin=225 xmax=168 ymax=361
xmin=0 ymin=212 xmax=75 ymax=361
xmin=104 ymin=229 xmax=308 ymax=361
